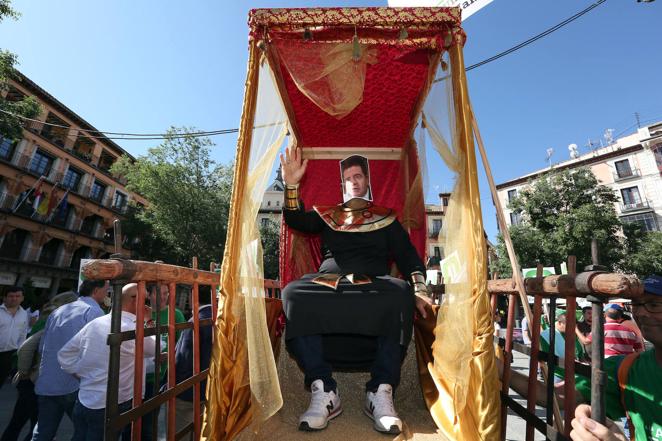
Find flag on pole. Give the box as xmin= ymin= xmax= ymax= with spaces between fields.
xmin=46 ymin=185 xmax=60 ymax=216
xmin=55 ymin=190 xmax=69 ymax=221
xmin=32 ymin=182 xmax=43 ymax=211
xmin=36 ymin=192 xmax=50 ymax=216
xmin=12 ymin=176 xmax=45 ymax=214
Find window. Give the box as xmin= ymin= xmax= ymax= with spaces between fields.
xmin=261 ymin=218 xmax=269 ymax=228
xmin=89 ymin=180 xmax=106 ymax=203
xmin=29 ymin=150 xmax=54 ymax=176
xmin=112 ymin=191 xmax=127 ymax=211
xmin=622 ymin=213 xmax=658 ymax=232
xmin=434 ymin=247 xmax=441 ymax=259
xmin=510 ymin=211 xmax=522 ymax=226
xmin=442 ymin=196 xmax=449 ymax=206
xmin=431 ymin=219 xmax=442 ymax=236
xmin=276 ymin=200 xmax=280 ymax=207
xmin=507 ymin=189 xmax=517 ymax=202
xmin=62 ymin=167 xmax=83 ymax=192
xmin=653 ymin=144 xmax=662 ymax=175
xmin=621 ymin=187 xmax=642 ymax=207
xmin=267 ymin=200 xmax=271 ymax=207
xmin=614 ymin=159 xmax=633 ymax=179
xmin=0 ymin=137 xmax=15 ymax=160
xmin=80 ymin=215 xmax=100 ymax=236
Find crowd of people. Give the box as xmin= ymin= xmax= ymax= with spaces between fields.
xmin=507 ymin=275 xmax=662 ymax=441
xmin=0 ymin=281 xmax=213 ymax=441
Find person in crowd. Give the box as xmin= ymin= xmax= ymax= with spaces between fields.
xmin=31 ymin=280 xmax=108 ymax=441
xmin=172 ymin=286 xmax=214 ymax=434
xmin=493 ymin=310 xmax=503 ymax=337
xmin=58 ymin=283 xmax=156 ymax=441
xmin=0 ymin=294 xmax=76 ymax=441
xmin=279 ymin=147 xmax=432 ymax=434
xmin=575 ymin=306 xmax=592 ymax=360
xmin=0 ymin=286 xmax=29 ymax=389
xmin=539 ymin=312 xmax=569 ymax=383
xmin=521 ymin=311 xmax=532 ymax=345
xmin=602 ymin=304 xmax=644 ymax=357
xmin=141 ymin=283 xmax=185 ymax=441
xmin=502 ymin=275 xmax=662 ymax=440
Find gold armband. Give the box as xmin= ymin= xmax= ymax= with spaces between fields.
xmin=284 ymin=183 xmax=301 ymax=210
xmin=411 ymin=271 xmax=430 ymax=298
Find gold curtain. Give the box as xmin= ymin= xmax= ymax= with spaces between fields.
xmin=203 ymin=41 xmax=287 ymax=441
xmin=422 ymin=44 xmax=501 ymax=440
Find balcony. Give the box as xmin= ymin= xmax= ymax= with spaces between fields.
xmin=620 ymin=200 xmax=652 ymax=213
xmin=613 ymin=168 xmax=641 ymax=182
xmin=111 ymin=201 xmax=128 ymax=214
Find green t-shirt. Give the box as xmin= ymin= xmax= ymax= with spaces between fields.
xmin=146 ymin=307 xmax=186 ymax=384
xmin=576 ymin=348 xmax=662 ymax=441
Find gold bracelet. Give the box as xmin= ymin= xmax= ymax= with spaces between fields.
xmin=284 ymin=184 xmax=300 ymax=210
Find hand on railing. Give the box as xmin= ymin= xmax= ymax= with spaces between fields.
xmin=570 ymin=404 xmax=626 ymax=441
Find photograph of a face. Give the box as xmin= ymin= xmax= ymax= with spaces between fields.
xmin=339 ymin=155 xmax=372 ymax=203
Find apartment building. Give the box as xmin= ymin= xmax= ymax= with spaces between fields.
xmin=496 ymin=122 xmax=662 ymax=233
xmin=0 ymin=73 xmax=146 ymax=297
xmin=425 ymin=192 xmax=449 ymax=267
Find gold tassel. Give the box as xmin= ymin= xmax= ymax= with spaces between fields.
xmin=352 ymin=27 xmax=361 ymax=62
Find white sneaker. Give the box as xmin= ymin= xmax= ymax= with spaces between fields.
xmin=298 ymin=379 xmax=342 ymax=431
xmin=364 ymin=384 xmax=402 ymax=434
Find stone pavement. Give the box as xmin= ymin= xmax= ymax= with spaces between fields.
xmin=0 ymin=381 xmax=73 ymax=441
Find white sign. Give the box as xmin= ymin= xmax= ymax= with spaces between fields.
xmin=0 ymin=272 xmax=17 ymax=286
xmin=30 ymin=276 xmax=52 ymax=289
xmin=387 ymin=0 xmax=494 ymax=21
xmin=78 ymin=259 xmax=91 ymax=290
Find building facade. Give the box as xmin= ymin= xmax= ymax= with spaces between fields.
xmin=0 ymin=73 xmax=146 ymax=298
xmin=257 ymin=167 xmax=284 ymax=227
xmin=425 ymin=192 xmax=449 ymax=267
xmin=496 ymin=122 xmax=662 ymax=233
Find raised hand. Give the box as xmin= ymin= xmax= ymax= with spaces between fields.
xmin=570 ymin=405 xmax=627 ymax=441
xmin=280 ymin=144 xmax=308 ymax=186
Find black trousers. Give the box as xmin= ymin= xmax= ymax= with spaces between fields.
xmin=0 ymin=380 xmax=38 ymax=441
xmin=0 ymin=350 xmax=16 ymax=390
xmin=286 ymin=334 xmax=402 ymax=393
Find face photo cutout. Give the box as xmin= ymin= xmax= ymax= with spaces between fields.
xmin=340 ymin=155 xmax=372 ymax=203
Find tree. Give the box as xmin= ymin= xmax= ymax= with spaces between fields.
xmin=260 ymin=218 xmax=280 ymax=280
xmin=111 ymin=128 xmax=233 ymax=269
xmin=622 ymin=231 xmax=662 ymax=277
xmin=1 ymin=1 xmax=41 ymax=139
xmin=492 ymin=167 xmax=627 ymax=275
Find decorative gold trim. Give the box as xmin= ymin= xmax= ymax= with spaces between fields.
xmin=284 ymin=184 xmax=301 ymax=210
xmin=301 ymin=147 xmax=402 ymax=161
xmin=313 ymin=203 xmax=396 ymax=232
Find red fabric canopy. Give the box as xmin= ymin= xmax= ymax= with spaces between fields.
xmin=249 ymin=8 xmax=457 ymax=284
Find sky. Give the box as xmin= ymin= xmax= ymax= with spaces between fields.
xmin=1 ymin=0 xmax=661 ymax=240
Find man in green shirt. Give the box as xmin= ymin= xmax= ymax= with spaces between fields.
xmin=571 ymin=275 xmax=662 ymax=441
xmin=142 ymin=283 xmax=186 ymax=441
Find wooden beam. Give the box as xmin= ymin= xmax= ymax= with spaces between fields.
xmin=81 ymin=259 xmax=219 ymax=285
xmin=300 ymin=147 xmax=402 ymax=161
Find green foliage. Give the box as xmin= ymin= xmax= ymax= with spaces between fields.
xmin=0 ymin=0 xmax=19 ymax=22
xmin=622 ymin=231 xmax=662 ymax=277
xmin=111 ymin=128 xmax=233 ymax=269
xmin=260 ymin=218 xmax=280 ymax=280
xmin=492 ymin=168 xmax=627 ymax=274
xmin=1 ymin=2 xmax=41 ymax=140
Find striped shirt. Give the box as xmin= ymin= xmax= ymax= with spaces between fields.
xmin=604 ymin=321 xmax=643 ymax=356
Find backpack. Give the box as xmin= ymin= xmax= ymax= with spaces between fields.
xmin=617 ymin=352 xmax=641 ymax=440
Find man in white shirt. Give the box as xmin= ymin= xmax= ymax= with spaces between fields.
xmin=0 ymin=286 xmax=29 ymax=389
xmin=58 ymin=283 xmax=156 ymax=441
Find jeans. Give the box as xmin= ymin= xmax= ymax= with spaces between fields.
xmin=31 ymin=392 xmax=77 ymax=441
xmin=0 ymin=380 xmax=38 ymax=441
xmin=71 ymin=400 xmax=132 ymax=441
xmin=286 ymin=334 xmax=402 ymax=393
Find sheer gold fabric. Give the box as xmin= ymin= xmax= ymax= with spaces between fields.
xmin=203 ymin=44 xmax=287 ymax=441
xmin=420 ymin=45 xmax=501 ymax=440
xmin=274 ymin=41 xmax=377 ymax=119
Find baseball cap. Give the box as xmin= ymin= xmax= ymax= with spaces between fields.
xmin=604 ymin=303 xmax=622 ymax=312
xmin=643 ymin=275 xmax=662 ymax=296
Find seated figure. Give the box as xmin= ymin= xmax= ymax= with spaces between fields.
xmin=279 ymin=146 xmax=432 ymax=435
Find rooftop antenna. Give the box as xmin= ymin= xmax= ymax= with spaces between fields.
xmin=603 ymin=128 xmax=614 ymax=146
xmin=635 ymin=112 xmax=641 ymax=129
xmin=568 ymin=143 xmax=579 ymax=159
xmin=585 ymin=138 xmax=599 ymax=152
xmin=545 ymin=148 xmax=554 ymax=168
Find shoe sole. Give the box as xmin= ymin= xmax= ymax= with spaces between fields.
xmin=363 ymin=407 xmax=402 ymax=435
xmin=298 ymin=406 xmax=343 ymax=431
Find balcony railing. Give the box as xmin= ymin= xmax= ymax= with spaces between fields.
xmin=620 ymin=200 xmax=651 ymax=212
xmin=613 ymin=168 xmax=641 ymax=182
xmin=111 ymin=201 xmax=128 ymax=214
